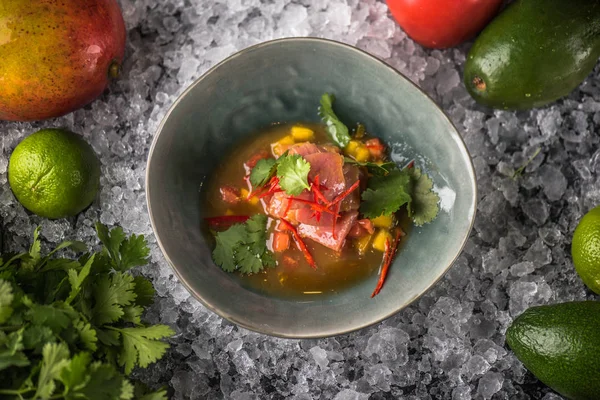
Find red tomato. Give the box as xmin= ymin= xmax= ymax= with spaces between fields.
xmin=386 ymin=0 xmax=503 ymax=49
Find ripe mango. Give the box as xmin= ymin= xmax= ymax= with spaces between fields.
xmin=0 ymin=0 xmax=126 ymax=121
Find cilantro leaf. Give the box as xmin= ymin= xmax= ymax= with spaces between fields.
xmin=122 ymin=305 xmax=143 ymax=325
xmin=318 ymin=93 xmax=351 ymax=148
xmin=344 ymin=157 xmax=397 ymax=177
xmin=29 ymin=304 xmax=77 ymax=334
xmin=132 ymin=276 xmax=155 ymax=307
xmin=277 ymin=154 xmax=311 ymax=195
xmin=23 ymin=325 xmax=55 ymax=353
xmin=407 ymin=168 xmax=440 ymax=226
xmin=59 ymin=351 xmax=91 ymax=394
xmin=0 ymin=330 xmax=30 ymax=371
xmin=119 ymin=234 xmax=150 ymax=271
xmin=249 ymin=158 xmax=277 ymax=188
xmin=360 ymin=169 xmax=413 ymax=218
xmin=74 ymin=320 xmax=98 ymax=352
xmin=35 ymin=342 xmax=70 ymax=399
xmin=236 ymin=246 xmax=264 ymax=275
xmin=138 ymin=389 xmax=169 ymax=400
xmin=114 ymin=325 xmax=175 ymax=374
xmin=212 ymin=224 xmax=247 ymax=272
xmin=66 ymin=254 xmax=94 ymax=304
xmin=245 ymin=215 xmax=269 ymax=254
xmin=0 ymin=279 xmax=14 ymax=324
xmin=78 ymin=362 xmax=126 ymax=400
xmin=92 ymin=273 xmax=137 ymax=325
xmin=96 ymin=223 xmax=150 ymax=271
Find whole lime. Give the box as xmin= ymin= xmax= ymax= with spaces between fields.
xmin=8 ymin=129 xmax=101 ymax=219
xmin=572 ymin=206 xmax=600 ymax=294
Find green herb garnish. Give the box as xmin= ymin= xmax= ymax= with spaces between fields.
xmin=249 ymin=153 xmax=311 ymax=196
xmin=249 ymin=158 xmax=277 ymax=188
xmin=212 ymin=215 xmax=275 ymax=274
xmin=344 ymin=157 xmax=397 ymax=176
xmin=0 ymin=224 xmax=173 ymax=399
xmin=276 ymin=154 xmax=311 ymax=196
xmin=318 ymin=93 xmax=351 ymax=148
xmin=360 ymin=168 xmax=440 ymax=226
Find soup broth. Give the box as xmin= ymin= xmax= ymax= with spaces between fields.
xmin=203 ymin=123 xmax=409 ymax=298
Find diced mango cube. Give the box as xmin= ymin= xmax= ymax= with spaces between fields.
xmin=291 ymin=126 xmax=314 ymax=141
xmin=372 ymin=229 xmax=392 ymax=252
xmin=354 ymin=146 xmax=371 ymax=163
xmin=240 ymin=188 xmax=259 ymax=206
xmin=278 ymin=135 xmax=295 ymax=145
xmin=345 ymin=140 xmax=361 ymax=156
xmin=272 ymin=135 xmax=296 ymax=156
xmin=355 ymin=234 xmax=373 ymax=256
xmin=371 ymin=214 xmax=394 ymax=229
xmin=225 ymin=209 xmax=235 ymax=216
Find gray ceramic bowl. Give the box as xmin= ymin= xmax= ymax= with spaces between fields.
xmin=146 ymin=38 xmax=476 ymax=338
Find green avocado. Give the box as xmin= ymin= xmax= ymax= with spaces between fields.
xmin=464 ymin=0 xmax=600 ymax=110
xmin=506 ymin=302 xmax=600 ymax=400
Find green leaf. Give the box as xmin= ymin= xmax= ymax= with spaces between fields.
xmin=23 ymin=325 xmax=55 ymax=352
xmin=119 ymin=234 xmax=150 ymax=271
xmin=318 ymin=93 xmax=351 ymax=148
xmin=406 ymin=168 xmax=440 ymax=226
xmin=249 ymin=158 xmax=277 ymax=188
xmin=360 ymin=169 xmax=413 ymax=218
xmin=59 ymin=352 xmax=91 ymax=394
xmin=29 ymin=304 xmax=76 ymax=334
xmin=121 ymin=379 xmax=135 ymax=400
xmin=212 ymin=224 xmax=247 ymax=272
xmin=0 ymin=279 xmax=14 ymax=324
xmin=47 ymin=240 xmax=88 ymax=257
xmin=115 ymin=325 xmax=174 ymax=374
xmin=30 ymin=226 xmax=42 ymax=260
xmin=95 ymin=328 xmax=121 ymax=347
xmin=138 ymin=389 xmax=169 ymax=400
xmin=122 ymin=305 xmax=143 ymax=325
xmin=132 ymin=276 xmax=155 ymax=307
xmin=66 ymin=254 xmax=94 ymax=304
xmin=92 ymin=273 xmax=137 ymax=325
xmin=344 ymin=157 xmax=397 ymax=177
xmin=35 ymin=342 xmax=70 ymax=399
xmin=0 ymin=330 xmax=30 ymax=371
xmin=245 ymin=215 xmax=268 ymax=254
xmin=74 ymin=320 xmax=98 ymax=352
xmin=78 ymin=362 xmax=125 ymax=400
xmin=96 ymin=223 xmax=126 ymax=263
xmin=236 ymin=246 xmax=264 ymax=274
xmin=277 ymin=154 xmax=311 ymax=196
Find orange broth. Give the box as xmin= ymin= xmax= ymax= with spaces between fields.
xmin=203 ymin=123 xmax=409 ymax=298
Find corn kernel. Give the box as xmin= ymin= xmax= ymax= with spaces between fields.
xmin=291 ymin=126 xmax=314 ymax=141
xmin=371 ymin=214 xmax=394 ymax=229
xmin=372 ymin=229 xmax=392 ymax=252
xmin=225 ymin=209 xmax=235 ymax=216
xmin=354 ymin=146 xmax=371 ymax=163
xmin=345 ymin=140 xmax=360 ymax=156
xmin=355 ymin=234 xmax=373 ymax=256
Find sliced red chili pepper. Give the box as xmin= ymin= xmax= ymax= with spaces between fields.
xmin=279 ymin=218 xmax=317 ymax=270
xmin=371 ymin=228 xmax=403 ymax=298
xmin=329 ymin=180 xmax=360 ymax=207
xmin=205 ymin=215 xmax=250 ymax=230
xmin=405 ymin=160 xmax=415 ymax=169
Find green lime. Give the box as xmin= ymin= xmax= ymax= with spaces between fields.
xmin=572 ymin=206 xmax=600 ymax=294
xmin=8 ymin=128 xmax=101 ymax=219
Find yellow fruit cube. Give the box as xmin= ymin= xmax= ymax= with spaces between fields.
xmin=371 ymin=214 xmax=394 ymax=229
xmin=278 ymin=135 xmax=295 ymax=145
xmin=354 ymin=146 xmax=371 ymax=163
xmin=240 ymin=188 xmax=259 ymax=206
xmin=272 ymin=135 xmax=295 ymax=156
xmin=345 ymin=140 xmax=361 ymax=156
xmin=291 ymin=126 xmax=314 ymax=141
xmin=372 ymin=229 xmax=392 ymax=252
xmin=355 ymin=234 xmax=373 ymax=256
xmin=225 ymin=209 xmax=235 ymax=216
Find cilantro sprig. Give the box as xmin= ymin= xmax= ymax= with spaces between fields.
xmin=318 ymin=93 xmax=351 ymax=148
xmin=249 ymin=154 xmax=311 ymax=196
xmin=360 ymin=167 xmax=440 ymax=226
xmin=212 ymin=215 xmax=275 ymax=274
xmin=0 ymin=224 xmax=173 ymax=399
xmin=344 ymin=157 xmax=397 ymax=177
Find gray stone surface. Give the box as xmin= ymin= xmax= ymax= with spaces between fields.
xmin=1 ymin=0 xmax=598 ymax=398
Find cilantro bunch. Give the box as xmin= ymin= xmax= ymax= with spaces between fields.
xmin=0 ymin=223 xmax=174 ymax=400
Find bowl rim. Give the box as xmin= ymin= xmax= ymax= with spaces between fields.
xmin=146 ymin=36 xmax=478 ymax=339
